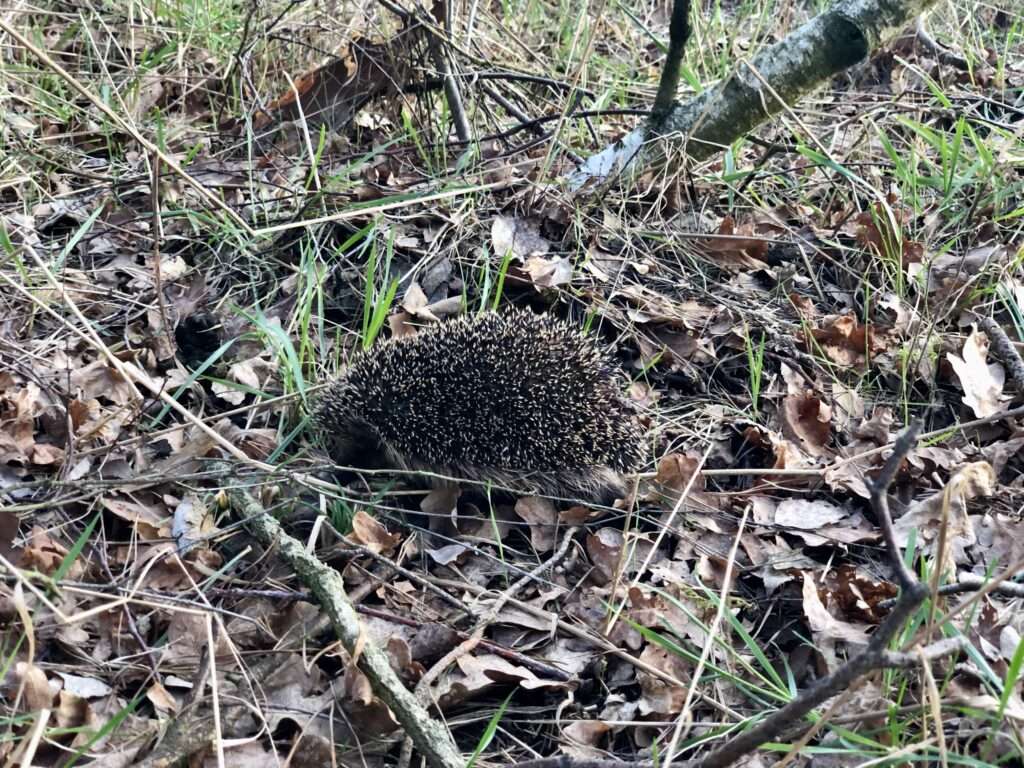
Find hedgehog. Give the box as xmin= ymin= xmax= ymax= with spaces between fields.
xmin=315 ymin=308 xmax=644 ymax=501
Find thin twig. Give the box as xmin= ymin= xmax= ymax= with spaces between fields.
xmin=426 ymin=0 xmax=472 ymax=144
xmin=149 ymin=151 xmax=175 ymax=358
xmin=869 ymin=422 xmax=922 ymax=592
xmin=878 ymin=573 xmax=1024 ymax=608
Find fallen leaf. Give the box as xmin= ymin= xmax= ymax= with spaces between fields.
xmin=636 ymin=644 xmax=689 ymax=714
xmin=587 ymin=528 xmax=663 ymax=584
xmin=801 ymin=571 xmax=870 ymax=646
xmin=948 ymin=327 xmax=1007 ymax=418
xmin=348 ymin=509 xmax=401 ymax=555
xmin=491 ymin=215 xmax=550 ymax=260
xmin=780 ymin=392 xmax=831 ymax=457
xmin=15 ymin=662 xmax=54 ymax=711
xmin=56 ymin=673 xmax=112 ymax=699
xmin=524 ymin=254 xmax=573 ymax=289
xmin=894 ymin=461 xmax=994 ymax=574
xmin=774 ymin=498 xmax=847 ymax=529
xmin=514 ymin=496 xmax=558 ymax=553
xmin=808 ymin=314 xmax=882 ymax=367
xmin=561 ymin=720 xmax=611 ymax=759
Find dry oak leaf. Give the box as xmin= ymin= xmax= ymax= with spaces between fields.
xmin=820 ymin=564 xmax=898 ymax=623
xmin=586 ymin=527 xmax=663 ymax=584
xmin=807 ymin=314 xmax=883 ymax=367
xmin=525 ymin=254 xmax=574 ymax=289
xmin=561 ymin=720 xmax=611 ymax=759
xmin=21 ymin=526 xmax=81 ymax=577
xmin=774 ymin=498 xmax=847 ymax=529
xmin=948 ymin=327 xmax=1007 ymax=418
xmin=702 ymin=215 xmax=770 ymax=270
xmin=348 ymin=509 xmax=400 ymax=555
xmin=637 ymin=643 xmax=690 ymax=715
xmin=69 ymin=361 xmax=136 ymax=405
xmin=649 ymin=453 xmax=721 ymax=514
xmin=974 ymin=513 xmax=1024 ymax=571
xmin=780 ymin=391 xmax=831 ymax=458
xmin=457 ymin=653 xmax=571 ymax=691
xmin=801 ymin=571 xmax=871 ymax=646
xmin=894 ymin=461 xmax=995 ymax=575
xmin=491 ymin=214 xmax=550 ymax=260
xmin=514 ymin=495 xmax=558 ymax=553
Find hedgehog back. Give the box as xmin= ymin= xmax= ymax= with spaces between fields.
xmin=319 ymin=310 xmax=642 ymax=488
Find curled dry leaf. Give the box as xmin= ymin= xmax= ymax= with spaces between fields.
xmin=628 ymin=586 xmax=707 ymax=646
xmin=893 ymin=461 xmax=995 ymax=574
xmin=14 ymin=662 xmax=54 ymax=711
xmin=524 ymin=254 xmax=573 ymax=289
xmin=348 ymin=509 xmax=401 ymax=555
xmin=257 ymin=656 xmax=341 ymax=740
xmin=974 ymin=513 xmax=1024 ymax=571
xmin=948 ymin=327 xmax=1007 ymax=418
xmin=830 ymin=382 xmax=864 ymax=431
xmin=514 ymin=496 xmax=558 ymax=553
xmin=342 ymin=667 xmax=397 ymax=741
xmin=587 ymin=528 xmax=663 ymax=584
xmin=702 ymin=215 xmax=770 ymax=270
xmin=20 ymin=526 xmax=79 ymax=577
xmin=561 ymin=720 xmax=611 ymax=759
xmin=102 ymin=496 xmax=170 ymax=540
xmin=853 ymin=406 xmax=895 ymax=444
xmin=491 ymin=214 xmax=550 ymax=260
xmin=780 ymin=391 xmax=831 ymax=458
xmin=69 ymin=361 xmax=136 ymax=405
xmin=145 ymin=682 xmax=179 ymax=713
xmin=636 ymin=644 xmax=689 ymax=715
xmin=171 ymin=493 xmax=215 ymax=553
xmin=162 ymin=612 xmax=232 ymax=664
xmin=801 ymin=571 xmax=871 ymax=646
xmin=820 ymin=565 xmax=898 ymax=623
xmin=54 ymin=690 xmax=91 ymax=731
xmin=807 ymin=314 xmax=883 ymax=367
xmin=649 ymin=453 xmax=720 ymax=513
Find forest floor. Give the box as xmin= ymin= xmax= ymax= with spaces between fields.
xmin=1 ymin=0 xmax=1024 ymax=766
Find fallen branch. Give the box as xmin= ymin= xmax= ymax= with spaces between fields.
xmin=569 ymin=0 xmax=939 ymax=189
xmin=218 ymin=471 xmax=463 ymax=768
xmin=915 ymin=12 xmax=970 ymax=71
xmin=978 ymin=315 xmax=1024 ymax=392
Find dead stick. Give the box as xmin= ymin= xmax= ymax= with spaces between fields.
xmin=219 ymin=473 xmax=463 ymax=768
xmin=978 ymin=316 xmax=1024 ymax=391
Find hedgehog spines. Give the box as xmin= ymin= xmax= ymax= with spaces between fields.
xmin=316 ymin=307 xmax=643 ymax=500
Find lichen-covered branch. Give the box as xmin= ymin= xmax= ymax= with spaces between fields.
xmin=220 ymin=475 xmax=463 ymax=768
xmin=568 ymin=0 xmax=938 ymax=189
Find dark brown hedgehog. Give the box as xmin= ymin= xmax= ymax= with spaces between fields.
xmin=315 ymin=308 xmax=644 ymax=501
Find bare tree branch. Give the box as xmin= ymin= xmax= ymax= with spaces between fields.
xmin=569 ymin=0 xmax=939 ymax=189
